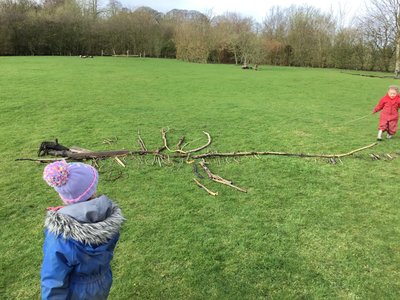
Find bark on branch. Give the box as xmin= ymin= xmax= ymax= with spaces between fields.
xmin=191 ymin=142 xmax=377 ymax=159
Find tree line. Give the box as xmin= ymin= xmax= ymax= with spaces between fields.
xmin=1 ymin=0 xmax=399 ymax=73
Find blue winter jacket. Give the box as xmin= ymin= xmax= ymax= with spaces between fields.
xmin=41 ymin=195 xmax=124 ymax=300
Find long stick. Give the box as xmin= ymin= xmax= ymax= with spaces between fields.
xmin=343 ymin=114 xmax=372 ymax=125
xmin=15 ymin=158 xmax=67 ymax=163
xmin=192 ymin=142 xmax=377 ymax=159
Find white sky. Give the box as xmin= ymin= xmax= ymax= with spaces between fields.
xmin=120 ymin=0 xmax=367 ymax=23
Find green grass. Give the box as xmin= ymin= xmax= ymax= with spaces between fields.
xmin=1 ymin=57 xmax=400 ymax=299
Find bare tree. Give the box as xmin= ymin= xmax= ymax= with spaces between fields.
xmin=360 ymin=0 xmax=400 ymax=74
xmin=212 ymin=13 xmax=256 ymax=64
xmin=173 ymin=10 xmax=211 ymax=63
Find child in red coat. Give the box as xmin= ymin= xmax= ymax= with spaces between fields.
xmin=373 ymin=85 xmax=400 ymax=141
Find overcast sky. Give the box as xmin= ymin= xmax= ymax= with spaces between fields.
xmin=120 ymin=0 xmax=367 ymax=23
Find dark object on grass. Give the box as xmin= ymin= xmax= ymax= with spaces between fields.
xmin=38 ymin=139 xmax=70 ymax=157
xmin=242 ymin=63 xmax=258 ymax=70
xmin=341 ymin=71 xmax=398 ymax=79
xmin=192 ymin=164 xmax=204 ymax=179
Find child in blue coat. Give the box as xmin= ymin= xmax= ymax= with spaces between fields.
xmin=41 ymin=160 xmax=124 ymax=300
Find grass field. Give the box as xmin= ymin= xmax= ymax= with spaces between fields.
xmin=1 ymin=57 xmax=400 ymax=299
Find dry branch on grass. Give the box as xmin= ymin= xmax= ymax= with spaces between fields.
xmin=199 ymin=159 xmax=247 ymax=193
xmin=192 ymin=142 xmax=377 ymax=160
xmin=137 ymin=132 xmax=148 ymax=152
xmin=193 ymin=178 xmax=218 ymax=196
xmin=17 ymin=130 xmax=380 ymax=196
xmin=161 ymin=128 xmax=211 ymax=154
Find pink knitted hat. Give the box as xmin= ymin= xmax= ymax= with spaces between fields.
xmin=43 ymin=160 xmax=98 ymax=204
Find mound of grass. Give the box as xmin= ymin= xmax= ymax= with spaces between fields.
xmin=1 ymin=57 xmax=400 ymax=299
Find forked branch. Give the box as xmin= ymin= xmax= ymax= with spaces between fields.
xmin=161 ymin=129 xmax=212 ymax=154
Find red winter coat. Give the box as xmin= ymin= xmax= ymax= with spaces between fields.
xmin=373 ymin=94 xmax=400 ymax=122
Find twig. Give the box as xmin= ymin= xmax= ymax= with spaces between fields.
xmin=15 ymin=158 xmax=67 ymax=163
xmin=102 ymin=169 xmax=123 ymax=182
xmin=70 ymin=146 xmax=92 ymax=153
xmin=176 ymin=136 xmax=185 ymax=150
xmin=103 ymin=137 xmax=118 ymax=145
xmin=342 ymin=114 xmax=371 ymax=125
xmin=193 ymin=178 xmax=218 ymax=196
xmin=114 ymin=157 xmax=126 ymax=167
xmin=335 ymin=143 xmax=378 ymax=158
xmin=184 ymin=132 xmax=212 ymax=154
xmin=161 ymin=128 xmax=173 ymax=152
xmin=92 ymin=158 xmax=100 ymax=168
xmin=181 ymin=138 xmax=201 ymax=150
xmin=137 ymin=132 xmax=148 ymax=152
xmin=199 ymin=160 xmax=247 ymax=193
xmin=162 ymin=130 xmax=212 ymax=154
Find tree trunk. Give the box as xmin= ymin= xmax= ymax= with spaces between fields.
xmin=395 ymin=4 xmax=400 ymax=77
xmin=395 ymin=35 xmax=400 ymax=77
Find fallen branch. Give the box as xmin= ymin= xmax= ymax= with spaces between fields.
xmin=192 ymin=142 xmax=377 ymax=159
xmin=17 ymin=132 xmax=382 ymax=196
xmin=193 ymin=178 xmax=218 ymax=196
xmin=21 ymin=138 xmax=378 ymax=162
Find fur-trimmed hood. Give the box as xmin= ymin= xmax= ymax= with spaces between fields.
xmin=44 ymin=195 xmax=124 ymax=246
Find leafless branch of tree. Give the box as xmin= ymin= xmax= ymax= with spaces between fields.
xmin=16 ymin=131 xmax=379 ymax=196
